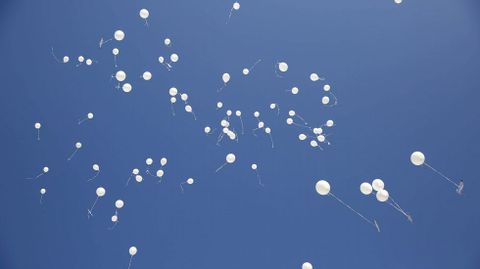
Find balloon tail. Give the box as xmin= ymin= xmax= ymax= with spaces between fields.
xmin=37 ymin=130 xmax=40 ymax=141
xmin=424 ymin=162 xmax=460 ymax=189
xmin=40 ymin=195 xmax=44 ymax=204
xmin=88 ymin=197 xmax=99 ymax=219
xmin=127 ymin=256 xmax=133 ymax=269
xmin=125 ymin=175 xmax=132 ymax=187
xmin=215 ymin=162 xmax=227 ymax=173
xmin=50 ymin=47 xmax=60 ymax=63
xmin=108 ymin=221 xmax=118 ymax=230
xmin=67 ymin=149 xmax=78 ymax=161
xmin=296 ymin=115 xmax=308 ymax=125
xmin=329 ymin=192 xmax=379 ymax=231
xmin=87 ymin=171 xmax=99 ymax=182
xmin=239 ymin=116 xmax=245 ymax=135
xmin=180 ymin=183 xmax=185 ymax=193
xmin=78 ymin=118 xmax=87 ymax=125
xmin=255 ymin=171 xmax=264 ymax=187
xmin=268 ymin=133 xmax=275 ymax=148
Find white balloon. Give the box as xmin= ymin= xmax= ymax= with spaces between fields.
xmin=253 ymin=111 xmax=260 ymax=118
xmin=204 ymin=126 xmax=211 ymax=134
xmin=146 ymin=158 xmax=153 ymax=165
xmin=291 ymin=87 xmax=299 ymax=95
xmin=288 ymin=110 xmax=295 ymax=116
xmin=35 ymin=122 xmax=41 ymax=129
xmin=122 ymin=83 xmax=132 ymax=93
xmin=169 ymin=87 xmax=178 ymax=96
xmin=112 ymin=48 xmax=119 ymax=55
xmin=139 ymin=8 xmax=149 ymax=19
xmin=187 ymin=178 xmax=194 ymax=184
xmin=111 ymin=215 xmax=118 ymax=222
xmin=313 ymin=128 xmax=323 ymax=135
xmin=394 ymin=0 xmax=402 ymax=4
xmin=75 ymin=142 xmax=82 ymax=149
xmin=170 ymin=53 xmax=179 ymax=63
xmin=135 ymin=175 xmax=143 ymax=183
xmin=40 ymin=188 xmax=46 ymax=194
xmin=92 ymin=164 xmax=100 ymax=171
xmin=323 ymin=84 xmax=331 ymax=92
xmin=185 ymin=105 xmax=193 ymax=113
xmin=142 ymin=71 xmax=152 ymax=81
xmin=302 ymin=262 xmax=313 ymax=269
xmin=310 ymin=140 xmax=318 ymax=147
xmin=156 ymin=170 xmax=164 ymax=177
xmin=310 ymin=73 xmax=319 ymax=81
xmin=317 ymin=135 xmax=325 ymax=142
xmin=43 ymin=166 xmax=49 ymax=173
xmin=410 ymin=151 xmax=425 ymax=166
xmin=235 ymin=110 xmax=242 ymax=116
xmin=270 ymin=103 xmax=277 ymax=109
xmin=129 ymin=246 xmax=138 ymax=256
xmin=158 ymin=56 xmax=165 ymax=63
xmin=242 ymin=68 xmax=249 ymax=75
xmin=315 ymin=180 xmax=331 ymax=196
xmin=265 ymin=127 xmax=271 ymax=134
xmin=132 ymin=168 xmax=140 ymax=175
xmin=286 ymin=118 xmax=293 ymax=125
xmin=326 ymin=120 xmax=334 ymax=127
xmin=78 ymin=56 xmax=85 ymax=63
xmin=170 ymin=97 xmax=177 ymax=104
xmin=160 ymin=157 xmax=168 ymax=166
xmin=372 ymin=179 xmax=385 ymax=191
xmin=251 ymin=163 xmax=257 ymax=170
xmin=115 ymin=70 xmax=127 ymax=82
xmin=278 ymin=62 xmax=288 ymax=72
xmin=181 ymin=93 xmax=188 ymax=101
xmin=322 ymin=96 xmax=330 ymax=105
xmin=233 ymin=2 xmax=240 ymax=10
xmin=87 ymin=112 xmax=94 ymax=119
xmin=63 ymin=56 xmax=69 ymax=63
xmin=115 ymin=199 xmax=124 ymax=209
xmin=164 ymin=38 xmax=171 ymax=46
xmin=222 ymin=73 xmax=231 ymax=83
xmin=96 ymin=187 xmax=106 ymax=197
xmin=226 ymin=153 xmax=236 ymax=163
xmin=298 ymin=134 xmax=307 ymax=141
xmin=217 ymin=102 xmax=223 ymax=109
xmin=86 ymin=59 xmax=93 ymax=66
xmin=376 ymin=189 xmax=389 ymax=202
xmin=114 ymin=30 xmax=125 ymax=41
xmin=360 ymin=182 xmax=373 ymax=195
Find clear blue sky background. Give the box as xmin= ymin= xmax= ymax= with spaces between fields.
xmin=1 ymin=0 xmax=479 ymax=268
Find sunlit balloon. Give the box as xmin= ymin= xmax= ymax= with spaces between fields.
xmin=87 ymin=163 xmax=101 ymax=181
xmin=127 ymin=246 xmax=138 ymax=269
xmin=114 ymin=30 xmax=125 ymax=41
xmin=67 ymin=142 xmax=82 ymax=161
xmin=39 ymin=187 xmax=47 ymax=204
xmin=376 ymin=189 xmax=389 ymax=202
xmin=139 ymin=8 xmax=150 ymax=26
xmin=87 ymin=187 xmax=106 ymax=218
xmin=302 ymin=262 xmax=313 ymax=269
xmin=122 ymin=83 xmax=132 ymax=93
xmin=372 ymin=179 xmax=385 ymax=191
xmin=34 ymin=122 xmax=42 ymax=140
xmin=315 ymin=180 xmax=330 ymax=195
xmin=142 ymin=71 xmax=152 ymax=81
xmin=116 ymin=70 xmax=127 ymax=82
xmin=410 ymin=151 xmax=425 ymax=166
xmin=216 ymin=153 xmax=236 ymax=172
xmin=360 ymin=182 xmax=373 ymax=195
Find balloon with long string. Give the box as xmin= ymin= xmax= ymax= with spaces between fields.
xmin=310 ymin=73 xmax=325 ymax=82
xmin=166 ymin=53 xmax=179 ymax=69
xmin=87 ymin=164 xmax=100 ymax=181
xmin=169 ymin=87 xmax=178 ymax=115
xmin=265 ymin=127 xmax=275 ymax=148
xmin=219 ymin=73 xmax=230 ymax=92
xmin=78 ymin=112 xmax=94 ymax=125
xmin=126 ymin=168 xmax=140 ymax=186
xmin=127 ymin=246 xmax=138 ymax=269
xmin=275 ymin=61 xmax=288 ymax=77
xmin=67 ymin=142 xmax=82 ymax=161
xmin=109 ymin=199 xmax=124 ymax=230
xmin=288 ymin=110 xmax=308 ymax=125
xmin=144 ymin=158 xmax=155 ymax=177
xmin=216 ymin=153 xmax=236 ymax=172
xmin=269 ymin=103 xmax=280 ymax=115
xmin=50 ymin=47 xmax=69 ymax=64
xmin=286 ymin=118 xmax=312 ymax=130
xmin=112 ymin=48 xmax=119 ymax=67
xmin=39 ymin=188 xmax=47 ymax=204
xmin=88 ymin=187 xmax=106 ymax=219
xmin=251 ymin=163 xmax=264 ymax=187
xmin=185 ymin=105 xmax=197 ymax=120
xmin=34 ymin=122 xmax=42 ymax=141
xmin=26 ymin=166 xmax=49 ymax=180
xmin=242 ymin=59 xmax=261 ymax=76
xmin=235 ymin=110 xmax=244 ymax=134
xmin=158 ymin=56 xmax=172 ymax=71
xmin=361 ymin=181 xmax=412 ymax=222
xmin=315 ymin=180 xmax=380 ymax=232
xmin=99 ymin=30 xmax=125 ymax=48
xmin=180 ymin=178 xmax=194 ymax=193
xmin=139 ymin=8 xmax=150 ymax=26
xmin=226 ymin=2 xmax=240 ymax=24
xmin=321 ymin=84 xmax=338 ymax=107
xmin=410 ymin=151 xmax=464 ymax=194
xmin=302 ymin=262 xmax=313 ymax=269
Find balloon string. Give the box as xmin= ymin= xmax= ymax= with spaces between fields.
xmin=255 ymin=171 xmax=264 ymax=187
xmin=268 ymin=133 xmax=275 ymax=148
xmin=292 ymin=122 xmax=312 ymax=130
xmin=51 ymin=47 xmax=60 ymax=63
xmin=226 ymin=7 xmax=233 ymax=24
xmin=388 ymin=202 xmax=413 ymax=222
xmin=108 ymin=221 xmax=118 ymax=230
xmin=295 ymin=115 xmax=308 ymax=125
xmin=125 ymin=175 xmax=132 ymax=187
xmin=191 ymin=111 xmax=197 ymax=121
xmin=249 ymin=59 xmax=262 ymax=71
xmin=37 ymin=130 xmax=40 ymax=141
xmin=87 ymin=171 xmax=99 ymax=182
xmin=326 ymin=92 xmax=338 ymax=107
xmin=40 ymin=195 xmax=44 ymax=204
xmin=215 ymin=162 xmax=227 ymax=173
xmin=114 ymin=56 xmax=118 ymax=68
xmin=34 ymin=172 xmax=44 ymax=180
xmin=78 ymin=118 xmax=87 ymax=125
xmin=274 ymin=62 xmax=283 ymax=78
xmin=88 ymin=197 xmax=99 ymax=218
xmin=239 ymin=116 xmax=244 ymax=135
xmin=329 ymin=193 xmax=379 ymax=230
xmin=67 ymin=149 xmax=78 ymax=161
xmin=127 ymin=256 xmax=133 ymax=269
xmin=180 ymin=182 xmax=185 ymax=193
xmin=424 ymin=162 xmax=459 ymax=188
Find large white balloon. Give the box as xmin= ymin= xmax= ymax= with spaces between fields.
xmin=139 ymin=8 xmax=149 ymax=19
xmin=410 ymin=151 xmax=425 ymax=166
xmin=129 ymin=246 xmax=138 ymax=256
xmin=315 ymin=180 xmax=330 ymax=196
xmin=360 ymin=182 xmax=373 ymax=195
xmin=115 ymin=199 xmax=124 ymax=209
xmin=222 ymin=73 xmax=231 ymax=83
xmin=233 ymin=2 xmax=240 ymax=10
xmin=122 ymin=83 xmax=132 ymax=93
xmin=376 ymin=189 xmax=389 ymax=202
xmin=116 ymin=70 xmax=127 ymax=82
xmin=226 ymin=153 xmax=236 ymax=163
xmin=302 ymin=262 xmax=313 ymax=269
xmin=372 ymin=179 xmax=385 ymax=191
xmin=142 ymin=71 xmax=152 ymax=81
xmin=170 ymin=53 xmax=179 ymax=63
xmin=114 ymin=30 xmax=125 ymax=41
xmin=278 ymin=62 xmax=288 ymax=72
xmin=96 ymin=187 xmax=106 ymax=197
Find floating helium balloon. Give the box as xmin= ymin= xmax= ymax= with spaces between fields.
xmin=289 ymin=86 xmax=299 ymax=95
xmin=251 ymin=163 xmax=264 ymax=186
xmin=394 ymin=0 xmax=402 ymax=4
xmin=164 ymin=38 xmax=172 ymax=47
xmin=112 ymin=48 xmax=119 ymax=67
xmin=115 ymin=70 xmax=127 ymax=82
xmin=26 ymin=166 xmax=49 ymax=180
xmin=180 ymin=177 xmax=195 ymax=193
xmin=34 ymin=122 xmax=42 ymax=141
xmin=142 ymin=71 xmax=152 ymax=81
xmin=160 ymin=157 xmax=168 ymax=166
xmin=109 ymin=199 xmax=125 ymax=230
xmin=410 ymin=151 xmax=464 ymax=194
xmin=216 ymin=101 xmax=224 ymax=110
xmin=269 ymin=103 xmax=280 ymax=115
xmin=216 ymin=153 xmax=236 ymax=172
xmin=360 ymin=182 xmax=373 ymax=195
xmin=242 ymin=59 xmax=261 ymax=76
xmin=362 ymin=180 xmax=412 ymax=222
xmin=39 ymin=188 xmax=47 ymax=204
xmin=87 ymin=163 xmax=101 ymax=181
xmin=235 ymin=110 xmax=245 ymax=134
xmin=315 ymin=180 xmax=380 ymax=232
xmin=219 ymin=73 xmax=231 ymax=92
xmin=67 ymin=142 xmax=82 ymax=161
xmin=185 ymin=105 xmax=197 ymax=120
xmin=87 ymin=187 xmax=106 ymax=219
xmin=302 ymin=262 xmax=313 ymax=269
xmin=139 ymin=8 xmax=150 ymax=26
xmin=204 ymin=126 xmax=212 ymax=134
xmin=122 ymin=83 xmax=132 ymax=93
xmin=114 ymin=30 xmax=125 ymax=41
xmin=288 ymin=110 xmax=308 ymax=125
xmin=372 ymin=179 xmax=385 ymax=192
xmin=310 ymin=73 xmax=324 ymax=82
xmin=226 ymin=2 xmax=241 ymax=24
xmin=158 ymin=55 xmax=172 ymax=71
xmin=321 ymin=84 xmax=338 ymax=107
xmin=127 ymin=246 xmax=138 ymax=269
xmin=78 ymin=112 xmax=94 ymax=125
xmin=170 ymin=53 xmax=179 ymax=63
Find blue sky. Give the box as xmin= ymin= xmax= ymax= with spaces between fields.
xmin=1 ymin=0 xmax=479 ymax=268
